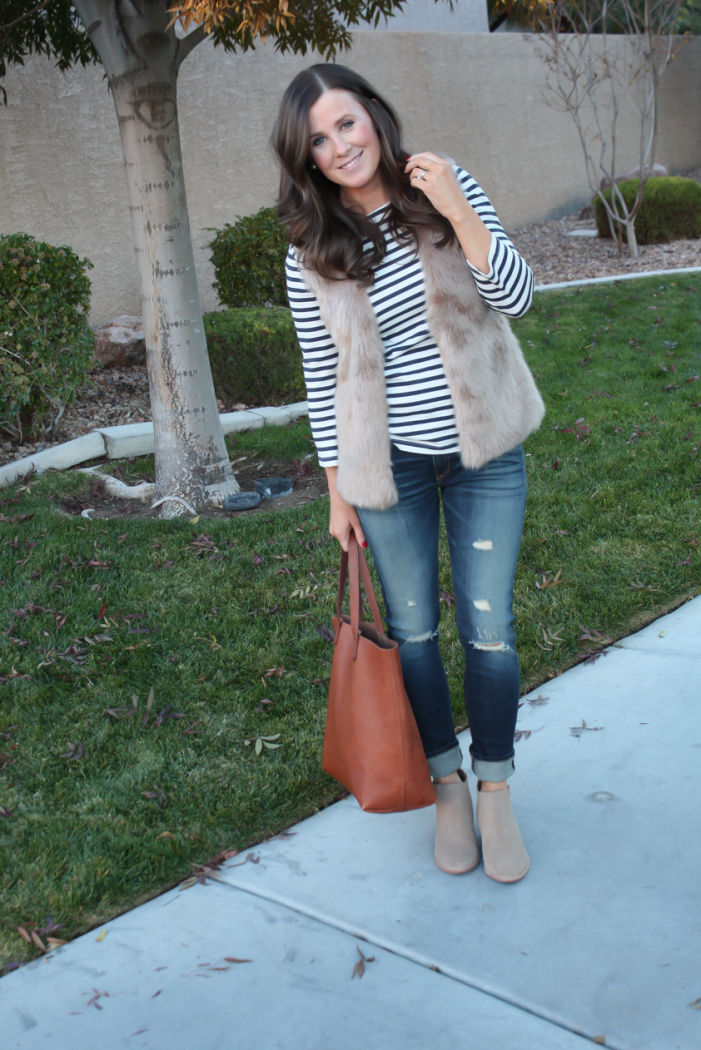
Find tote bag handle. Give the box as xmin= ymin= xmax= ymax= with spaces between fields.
xmin=335 ymin=533 xmax=385 ymax=659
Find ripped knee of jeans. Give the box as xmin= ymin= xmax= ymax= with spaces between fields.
xmin=469 ymin=639 xmax=512 ymax=653
xmin=401 ymin=627 xmax=440 ymax=645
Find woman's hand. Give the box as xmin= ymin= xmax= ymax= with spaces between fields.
xmin=404 ymin=152 xmax=470 ymax=226
xmin=325 ymin=466 xmax=367 ymax=553
xmin=404 ymin=152 xmax=492 ymax=275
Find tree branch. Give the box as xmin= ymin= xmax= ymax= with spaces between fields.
xmin=0 ymin=0 xmax=51 ymax=34
xmin=174 ymin=21 xmax=207 ymax=68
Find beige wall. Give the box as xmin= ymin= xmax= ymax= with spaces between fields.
xmin=1 ymin=33 xmax=699 ymax=326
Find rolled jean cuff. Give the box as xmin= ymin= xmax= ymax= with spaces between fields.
xmin=427 ymin=743 xmax=463 ymax=779
xmin=471 ymin=754 xmax=515 ymax=782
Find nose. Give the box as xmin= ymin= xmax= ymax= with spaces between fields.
xmin=332 ymin=132 xmax=352 ymax=156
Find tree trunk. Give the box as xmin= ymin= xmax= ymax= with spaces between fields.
xmin=73 ymin=0 xmax=239 ymax=515
xmin=625 ymin=219 xmax=639 ymax=260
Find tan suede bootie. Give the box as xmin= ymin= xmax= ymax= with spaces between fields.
xmin=434 ymin=769 xmax=480 ymax=875
xmin=476 ymin=783 xmax=530 ymax=883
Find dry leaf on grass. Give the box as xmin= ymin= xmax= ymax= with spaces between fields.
xmin=60 ymin=741 xmax=83 ymax=761
xmin=141 ymin=785 xmax=167 ymax=809
xmin=241 ymin=733 xmax=282 ymax=755
xmin=536 ymin=626 xmax=565 ymax=651
xmin=155 ymin=704 xmax=185 ymax=727
xmin=579 ymin=624 xmax=613 ymax=645
xmin=142 ymin=685 xmax=155 ymax=727
xmin=536 ymin=568 xmax=563 ymax=590
xmin=30 ymin=931 xmax=47 ymax=952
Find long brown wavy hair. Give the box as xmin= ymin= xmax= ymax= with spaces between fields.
xmin=272 ymin=64 xmax=455 ymax=284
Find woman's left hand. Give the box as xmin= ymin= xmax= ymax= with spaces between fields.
xmin=404 ymin=152 xmax=469 ymax=226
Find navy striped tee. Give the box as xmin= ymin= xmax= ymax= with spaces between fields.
xmin=285 ymin=166 xmax=534 ymax=468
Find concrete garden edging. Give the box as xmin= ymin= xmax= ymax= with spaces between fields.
xmin=2 ymin=264 xmax=699 ymax=490
xmin=533 ymin=264 xmax=701 ymax=293
xmin=0 ymin=402 xmax=309 ymax=488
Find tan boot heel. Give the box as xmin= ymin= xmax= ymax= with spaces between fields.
xmin=434 ymin=768 xmax=480 ymax=875
xmin=476 ymin=783 xmax=530 ymax=884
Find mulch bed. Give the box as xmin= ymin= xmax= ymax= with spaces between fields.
xmin=59 ymin=456 xmax=329 ymax=522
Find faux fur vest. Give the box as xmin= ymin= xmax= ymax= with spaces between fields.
xmin=300 ymin=231 xmax=545 ymax=510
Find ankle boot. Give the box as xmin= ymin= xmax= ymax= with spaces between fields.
xmin=476 ymin=783 xmax=530 ymax=884
xmin=434 ymin=769 xmax=480 ymax=875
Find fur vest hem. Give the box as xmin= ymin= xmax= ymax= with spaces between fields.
xmin=301 ymin=232 xmax=545 ymax=510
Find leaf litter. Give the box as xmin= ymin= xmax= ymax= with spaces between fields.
xmin=59 ymin=741 xmax=83 ymax=761
xmin=570 ymin=720 xmax=604 ymax=738
xmin=351 ymin=945 xmax=375 ymax=980
xmin=141 ymin=785 xmax=167 ymax=810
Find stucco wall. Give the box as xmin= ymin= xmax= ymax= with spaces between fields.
xmin=0 ymin=32 xmax=699 ymax=326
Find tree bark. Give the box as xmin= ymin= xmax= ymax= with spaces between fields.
xmin=625 ymin=219 xmax=639 ymax=259
xmin=72 ymin=0 xmax=239 ymax=515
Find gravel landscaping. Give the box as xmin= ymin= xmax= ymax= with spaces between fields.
xmin=2 ymin=169 xmax=700 ymax=470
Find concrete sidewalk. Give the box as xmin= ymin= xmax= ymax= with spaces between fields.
xmin=2 ymin=598 xmax=700 ymax=1050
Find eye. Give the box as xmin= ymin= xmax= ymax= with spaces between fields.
xmin=312 ymin=136 xmax=325 ymax=148
xmin=342 ymin=120 xmax=354 ymax=130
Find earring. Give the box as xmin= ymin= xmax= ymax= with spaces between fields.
xmin=311 ymin=163 xmax=317 ymax=170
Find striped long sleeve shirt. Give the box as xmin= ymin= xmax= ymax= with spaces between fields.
xmin=285 ymin=166 xmax=534 ymax=468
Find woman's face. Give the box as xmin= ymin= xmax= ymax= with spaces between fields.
xmin=307 ymin=88 xmax=383 ymax=199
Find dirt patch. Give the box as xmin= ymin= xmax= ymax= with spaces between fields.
xmin=59 ymin=458 xmax=329 ymax=521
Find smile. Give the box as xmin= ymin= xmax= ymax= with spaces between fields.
xmin=339 ymin=152 xmax=363 ymax=171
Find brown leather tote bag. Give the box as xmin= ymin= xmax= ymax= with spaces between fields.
xmin=322 ymin=533 xmax=436 ymax=814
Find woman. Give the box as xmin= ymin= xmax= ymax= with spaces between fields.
xmin=272 ymin=64 xmax=544 ymax=883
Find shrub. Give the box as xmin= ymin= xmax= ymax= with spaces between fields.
xmin=204 ymin=307 xmax=305 ymax=408
xmin=594 ymin=177 xmax=701 ymax=244
xmin=209 ymin=207 xmax=289 ymax=309
xmin=0 ymin=233 xmax=94 ymax=441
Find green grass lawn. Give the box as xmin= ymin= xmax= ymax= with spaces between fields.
xmin=1 ymin=273 xmax=700 ymax=971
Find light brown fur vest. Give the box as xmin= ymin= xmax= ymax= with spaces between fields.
xmin=301 ymin=232 xmax=545 ymax=510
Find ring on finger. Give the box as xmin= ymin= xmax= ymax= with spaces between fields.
xmin=415 ymin=168 xmax=427 ymax=182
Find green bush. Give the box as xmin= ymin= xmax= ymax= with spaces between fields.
xmin=594 ymin=176 xmax=701 ymax=244
xmin=0 ymin=233 xmax=94 ymax=440
xmin=204 ymin=307 xmax=305 ymax=408
xmin=677 ymin=0 xmax=701 ymax=34
xmin=209 ymin=207 xmax=289 ymax=309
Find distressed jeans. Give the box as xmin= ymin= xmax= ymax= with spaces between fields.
xmin=356 ymin=442 xmax=527 ymax=782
